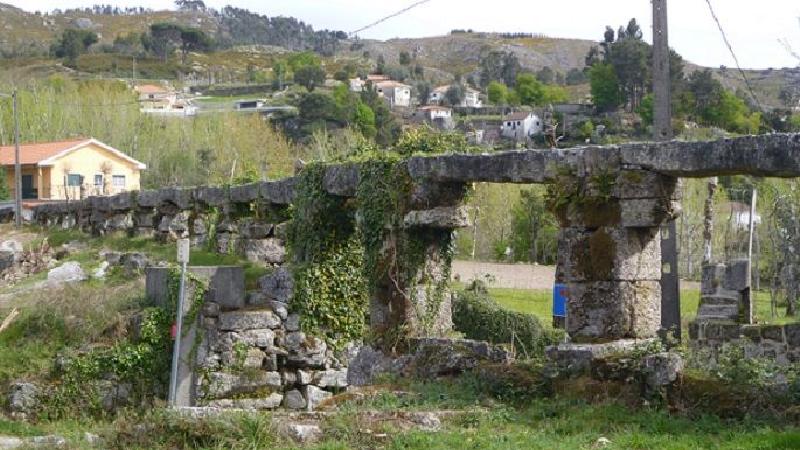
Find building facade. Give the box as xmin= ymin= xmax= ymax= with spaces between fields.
xmin=0 ymin=138 xmax=146 ymax=201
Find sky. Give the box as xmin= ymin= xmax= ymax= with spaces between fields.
xmin=6 ymin=0 xmax=800 ymax=69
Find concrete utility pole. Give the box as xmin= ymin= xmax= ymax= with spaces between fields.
xmin=652 ymin=0 xmax=681 ymax=338
xmin=1 ymin=90 xmax=22 ymax=228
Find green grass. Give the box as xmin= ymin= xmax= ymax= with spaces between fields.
xmin=7 ymin=376 xmax=798 ymax=449
xmin=489 ymin=287 xmax=799 ymax=332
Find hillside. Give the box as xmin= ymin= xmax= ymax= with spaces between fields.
xmin=350 ymin=32 xmax=595 ymax=78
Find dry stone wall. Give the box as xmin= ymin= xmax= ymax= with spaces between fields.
xmin=689 ymin=322 xmax=800 ymax=366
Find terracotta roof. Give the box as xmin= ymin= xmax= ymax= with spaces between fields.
xmin=135 ymin=84 xmax=170 ymax=94
xmin=0 ymin=138 xmax=90 ymax=165
xmin=504 ymin=111 xmax=534 ymax=121
xmin=419 ymin=105 xmax=452 ymax=112
xmin=375 ymin=80 xmax=410 ymax=89
xmin=0 ymin=138 xmax=146 ymax=170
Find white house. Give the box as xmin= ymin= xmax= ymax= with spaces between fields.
xmin=349 ymin=78 xmax=366 ymax=92
xmin=134 ymin=84 xmax=196 ymax=117
xmin=501 ymin=112 xmax=543 ymax=140
xmin=417 ymin=105 xmax=454 ymax=129
xmin=375 ymin=81 xmax=412 ymax=107
xmin=429 ymin=85 xmax=483 ymax=108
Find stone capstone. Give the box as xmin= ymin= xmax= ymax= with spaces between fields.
xmin=219 ymin=311 xmax=281 ymax=331
xmin=403 ymin=206 xmax=473 ymax=229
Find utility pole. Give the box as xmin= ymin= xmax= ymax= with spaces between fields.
xmin=652 ymin=0 xmax=681 ymax=338
xmin=12 ymin=91 xmax=20 ymax=229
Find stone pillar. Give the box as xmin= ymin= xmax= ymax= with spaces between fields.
xmin=369 ymin=181 xmax=470 ymax=344
xmin=555 ymin=168 xmax=678 ymax=343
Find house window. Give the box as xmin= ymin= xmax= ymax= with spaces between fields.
xmin=517 ymin=121 xmax=521 ymax=126
xmin=94 ymin=174 xmax=103 ymax=188
xmin=506 ymin=122 xmax=512 ymax=126
xmin=67 ymin=174 xmax=82 ymax=187
xmin=112 ymin=175 xmax=126 ymax=188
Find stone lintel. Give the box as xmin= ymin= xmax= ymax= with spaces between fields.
xmin=545 ymin=338 xmax=658 ymax=374
xmin=620 ymin=133 xmax=800 ymax=178
xmin=403 ymin=206 xmax=473 ymax=229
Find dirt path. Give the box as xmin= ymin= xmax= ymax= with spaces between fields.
xmin=452 ymin=260 xmax=700 ymax=291
xmin=452 ymin=260 xmax=556 ymax=290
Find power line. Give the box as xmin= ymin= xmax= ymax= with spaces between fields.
xmin=702 ymin=0 xmax=764 ymax=112
xmin=349 ymin=0 xmax=433 ymax=37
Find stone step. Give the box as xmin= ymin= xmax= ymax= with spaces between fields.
xmin=696 ymin=304 xmax=739 ymax=321
xmin=699 ymin=294 xmax=739 ymax=306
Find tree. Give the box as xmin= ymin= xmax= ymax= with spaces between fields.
xmin=779 ymin=86 xmax=799 ymax=108
xmin=376 ymin=55 xmax=386 ymax=74
xmin=536 ymin=66 xmax=555 ymax=84
xmin=565 ymin=68 xmax=587 ymax=85
xmin=148 ymin=23 xmax=183 ymax=61
xmin=487 ymin=81 xmax=509 ymax=105
xmin=416 ymin=81 xmax=432 ymax=106
xmin=589 ymin=63 xmax=622 ymax=111
xmin=179 ymin=28 xmax=212 ymax=63
xmin=353 ymin=102 xmax=376 ymax=138
xmin=444 ymin=84 xmax=466 ymax=106
xmin=298 ymin=92 xmax=339 ymax=122
xmin=272 ymin=61 xmax=287 ymax=90
xmin=414 ymin=65 xmax=425 ymax=78
xmin=294 ymin=65 xmax=326 ymax=92
xmin=605 ymin=37 xmax=650 ymax=110
xmin=479 ymin=51 xmax=521 ymax=88
xmin=51 ymin=28 xmax=98 ymax=65
xmin=542 ymin=85 xmax=568 ymax=104
xmin=287 ymin=51 xmax=321 ymax=72
xmin=399 ymin=51 xmax=411 ymax=66
xmin=175 ymin=0 xmax=205 ymax=10
xmin=514 ymin=73 xmax=544 ymax=106
xmin=638 ymin=93 xmax=654 ymax=126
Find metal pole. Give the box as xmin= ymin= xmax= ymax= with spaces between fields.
xmin=12 ymin=91 xmax=21 ymax=228
xmin=168 ymin=260 xmax=188 ymax=407
xmin=748 ymin=188 xmax=757 ymax=276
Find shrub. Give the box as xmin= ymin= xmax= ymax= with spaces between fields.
xmin=452 ymin=281 xmax=561 ymax=359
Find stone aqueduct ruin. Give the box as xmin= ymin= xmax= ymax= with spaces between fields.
xmin=28 ymin=133 xmax=800 ymax=346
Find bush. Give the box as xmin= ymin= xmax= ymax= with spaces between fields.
xmin=452 ymin=281 xmax=561 ymax=359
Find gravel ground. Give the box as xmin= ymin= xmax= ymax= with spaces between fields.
xmin=452 ymin=260 xmax=700 ymax=291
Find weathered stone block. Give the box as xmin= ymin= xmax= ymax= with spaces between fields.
xmin=403 ymin=206 xmax=473 ymax=229
xmin=260 ymin=179 xmax=296 ymax=205
xmin=259 ymin=267 xmax=294 ymax=303
xmin=146 ymin=266 xmax=245 ymax=311
xmin=193 ymin=186 xmax=228 ymax=208
xmin=566 ymin=280 xmax=661 ymax=341
xmin=619 ymin=198 xmax=673 ymax=228
xmin=304 ymin=385 xmax=333 ymax=410
xmin=219 ymin=311 xmax=281 ymax=331
xmin=238 ymin=329 xmax=275 ymax=348
xmin=284 ymin=389 xmax=306 ymax=409
xmin=558 ymin=227 xmax=661 ymax=282
xmin=242 ymin=238 xmax=286 ymax=264
xmin=785 ymin=324 xmax=800 ymax=346
xmin=616 ymin=170 xmax=677 ymax=200
xmin=312 ymin=369 xmax=348 ymax=388
xmin=206 ymin=371 xmax=281 ymax=398
xmin=230 ymin=183 xmax=260 ymax=204
xmin=323 ymin=163 xmax=359 ymax=197
xmin=724 ymin=259 xmax=751 ymax=292
xmin=761 ymin=325 xmax=784 ymax=342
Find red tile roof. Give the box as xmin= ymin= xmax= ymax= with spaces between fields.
xmin=135 ymin=84 xmax=170 ymax=94
xmin=0 ymin=138 xmax=90 ymax=165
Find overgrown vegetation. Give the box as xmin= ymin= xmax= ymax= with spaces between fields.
xmin=453 ymin=281 xmax=562 ymax=359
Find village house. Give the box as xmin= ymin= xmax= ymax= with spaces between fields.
xmin=134 ymin=84 xmax=196 ymax=116
xmin=0 ymin=138 xmax=146 ymax=201
xmin=416 ymin=105 xmax=454 ymax=129
xmin=349 ymin=78 xmax=366 ymax=92
xmin=429 ymin=85 xmax=483 ymax=108
xmin=375 ymin=80 xmax=412 ymax=107
xmin=501 ymin=112 xmax=543 ymax=140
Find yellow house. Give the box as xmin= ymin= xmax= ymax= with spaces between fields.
xmin=0 ymin=138 xmax=146 ymax=201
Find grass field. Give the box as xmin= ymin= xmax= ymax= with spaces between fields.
xmin=488 ymin=287 xmax=797 ymax=331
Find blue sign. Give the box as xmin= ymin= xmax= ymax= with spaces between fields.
xmin=553 ymin=283 xmax=567 ymax=317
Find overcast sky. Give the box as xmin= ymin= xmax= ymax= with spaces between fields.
xmin=6 ymin=0 xmax=800 ymax=69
